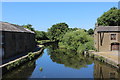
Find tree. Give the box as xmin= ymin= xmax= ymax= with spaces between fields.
xmin=97 ymin=7 xmax=120 ymax=26
xmin=47 ymin=23 xmax=69 ymax=41
xmin=87 ymin=28 xmax=94 ymax=35
xmin=22 ymin=24 xmax=35 ymax=32
xmin=59 ymin=29 xmax=95 ymax=53
xmin=35 ymin=31 xmax=48 ymax=40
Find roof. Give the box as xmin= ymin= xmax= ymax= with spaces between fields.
xmin=95 ymin=26 xmax=120 ymax=32
xmin=0 ymin=22 xmax=35 ymax=34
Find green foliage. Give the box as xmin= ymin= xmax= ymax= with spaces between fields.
xmin=97 ymin=7 xmax=120 ymax=26
xmin=6 ymin=60 xmax=21 ymax=70
xmin=35 ymin=31 xmax=48 ymax=40
xmin=39 ymin=67 xmax=43 ymax=71
xmin=47 ymin=23 xmax=69 ymax=41
xmin=68 ymin=28 xmax=80 ymax=32
xmin=6 ymin=64 xmax=14 ymax=70
xmin=87 ymin=28 xmax=94 ymax=35
xmin=94 ymin=56 xmax=105 ymax=62
xmin=98 ymin=56 xmax=105 ymax=62
xmin=59 ymin=29 xmax=95 ymax=54
xmin=22 ymin=24 xmax=35 ymax=32
xmin=13 ymin=60 xmax=20 ymax=67
xmin=90 ymin=54 xmax=95 ymax=58
xmin=28 ymin=52 xmax=35 ymax=60
xmin=6 ymin=51 xmax=43 ymax=71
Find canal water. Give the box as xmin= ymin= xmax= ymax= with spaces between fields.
xmin=2 ymin=43 xmax=120 ymax=79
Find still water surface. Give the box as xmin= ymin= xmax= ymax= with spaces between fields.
xmin=2 ymin=43 xmax=120 ymax=79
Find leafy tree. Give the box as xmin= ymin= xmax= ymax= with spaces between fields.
xmin=59 ymin=29 xmax=95 ymax=53
xmin=68 ymin=28 xmax=80 ymax=31
xmin=35 ymin=31 xmax=48 ymax=40
xmin=22 ymin=24 xmax=35 ymax=32
xmin=87 ymin=28 xmax=94 ymax=35
xmin=47 ymin=23 xmax=69 ymax=41
xmin=82 ymin=29 xmax=87 ymax=32
xmin=97 ymin=7 xmax=120 ymax=26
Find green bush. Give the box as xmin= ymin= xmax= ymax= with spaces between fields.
xmin=90 ymin=54 xmax=95 ymax=58
xmin=59 ymin=29 xmax=95 ymax=54
xmin=28 ymin=52 xmax=35 ymax=60
xmin=6 ymin=64 xmax=14 ymax=70
xmin=99 ymin=56 xmax=105 ymax=62
xmin=13 ymin=60 xmax=20 ymax=67
xmin=35 ymin=31 xmax=49 ymax=40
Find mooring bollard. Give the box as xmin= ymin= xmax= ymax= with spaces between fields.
xmin=84 ymin=51 xmax=87 ymax=57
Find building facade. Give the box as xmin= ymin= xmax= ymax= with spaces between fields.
xmin=94 ymin=26 xmax=120 ymax=52
xmin=0 ymin=22 xmax=36 ymax=59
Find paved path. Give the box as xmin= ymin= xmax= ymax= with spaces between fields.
xmin=92 ymin=51 xmax=120 ymax=65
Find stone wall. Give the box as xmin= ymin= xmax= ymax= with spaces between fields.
xmin=94 ymin=27 xmax=120 ymax=52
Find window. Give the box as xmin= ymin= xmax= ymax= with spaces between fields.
xmin=111 ymin=34 xmax=116 ymax=40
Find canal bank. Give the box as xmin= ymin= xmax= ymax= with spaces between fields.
xmin=2 ymin=42 xmax=120 ymax=79
xmin=0 ymin=45 xmax=44 ymax=74
xmin=86 ymin=50 xmax=120 ymax=69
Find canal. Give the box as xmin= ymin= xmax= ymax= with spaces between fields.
xmin=2 ymin=42 xmax=120 ymax=79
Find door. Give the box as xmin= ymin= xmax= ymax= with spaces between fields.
xmin=111 ymin=43 xmax=119 ymax=51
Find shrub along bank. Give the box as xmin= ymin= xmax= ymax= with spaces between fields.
xmin=2 ymin=48 xmax=44 ymax=74
xmin=59 ymin=29 xmax=95 ymax=54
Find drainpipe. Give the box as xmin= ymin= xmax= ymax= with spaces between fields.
xmin=98 ymin=32 xmax=99 ymax=52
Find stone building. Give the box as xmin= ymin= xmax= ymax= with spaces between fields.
xmin=0 ymin=22 xmax=36 ymax=59
xmin=94 ymin=25 xmax=120 ymax=52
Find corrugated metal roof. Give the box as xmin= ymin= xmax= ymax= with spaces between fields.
xmin=0 ymin=22 xmax=35 ymax=34
xmin=95 ymin=26 xmax=120 ymax=32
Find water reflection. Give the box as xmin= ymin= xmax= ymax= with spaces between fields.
xmin=46 ymin=42 xmax=120 ymax=78
xmin=2 ymin=60 xmax=36 ymax=79
xmin=94 ymin=61 xmax=120 ymax=79
xmin=45 ymin=42 xmax=92 ymax=69
xmin=2 ymin=42 xmax=120 ymax=79
xmin=49 ymin=49 xmax=93 ymax=69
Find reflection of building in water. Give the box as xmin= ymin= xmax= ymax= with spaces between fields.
xmin=94 ymin=62 xmax=120 ymax=79
xmin=2 ymin=61 xmax=36 ymax=79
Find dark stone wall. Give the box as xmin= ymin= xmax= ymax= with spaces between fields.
xmin=2 ymin=31 xmax=35 ymax=59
